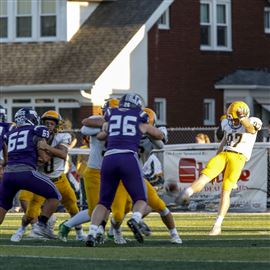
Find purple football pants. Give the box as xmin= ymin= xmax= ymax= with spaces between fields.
xmin=99 ymin=152 xmax=147 ymax=209
xmin=0 ymin=170 xmax=61 ymax=211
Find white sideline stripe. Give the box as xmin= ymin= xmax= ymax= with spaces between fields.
xmin=0 ymin=254 xmax=269 ymax=264
xmin=0 ymin=237 xmax=270 ymax=242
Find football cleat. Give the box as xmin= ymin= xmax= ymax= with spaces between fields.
xmin=10 ymin=228 xmax=26 ymax=242
xmin=85 ymin=234 xmax=97 ymax=247
xmin=75 ymin=228 xmax=87 ymax=241
xmin=47 ymin=214 xmax=57 ymax=231
xmin=209 ymin=225 xmax=221 ymax=236
xmin=95 ymin=232 xmax=105 ymax=245
xmin=139 ymin=220 xmax=152 ymax=236
xmin=32 ymin=222 xmax=57 ymax=239
xmin=127 ymin=218 xmax=144 ymax=243
xmin=58 ymin=221 xmax=71 ymax=242
xmin=175 ymin=189 xmax=190 ymax=206
xmin=170 ymin=234 xmax=182 ymax=244
xmin=113 ymin=229 xmax=127 ymax=245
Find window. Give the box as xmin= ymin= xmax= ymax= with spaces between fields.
xmin=154 ymin=98 xmax=167 ymax=125
xmin=40 ymin=0 xmax=56 ymax=37
xmin=203 ymin=99 xmax=215 ymax=125
xmin=0 ymin=0 xmax=8 ymax=38
xmin=200 ymin=0 xmax=232 ymax=51
xmin=265 ymin=7 xmax=270 ymax=34
xmin=16 ymin=0 xmax=32 ymax=38
xmin=158 ymin=8 xmax=170 ymax=30
xmin=0 ymin=0 xmax=65 ymax=42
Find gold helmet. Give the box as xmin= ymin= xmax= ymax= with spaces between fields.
xmin=41 ymin=110 xmax=63 ymax=132
xmin=227 ymin=101 xmax=250 ymax=119
xmin=102 ymin=98 xmax=119 ymax=114
xmin=144 ymin=107 xmax=157 ymax=126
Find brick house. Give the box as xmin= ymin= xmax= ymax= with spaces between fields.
xmin=0 ymin=0 xmax=269 ymax=128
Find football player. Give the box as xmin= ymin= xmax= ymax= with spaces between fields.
xmin=108 ymin=108 xmax=182 ymax=244
xmin=0 ymin=108 xmax=61 ymax=236
xmin=11 ymin=110 xmax=84 ymax=241
xmin=86 ymin=93 xmax=164 ymax=247
xmin=176 ymin=101 xmax=262 ymax=235
xmin=0 ymin=106 xmax=14 ymax=162
xmin=58 ymin=99 xmax=119 ymax=242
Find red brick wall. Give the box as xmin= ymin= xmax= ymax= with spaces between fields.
xmin=148 ymin=0 xmax=270 ymax=127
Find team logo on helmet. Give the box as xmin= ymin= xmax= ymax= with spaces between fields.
xmin=0 ymin=106 xmax=7 ymax=122
xmin=119 ymin=94 xmax=142 ymax=109
xmin=143 ymin=108 xmax=157 ymax=126
xmin=14 ymin=108 xmax=40 ymax=126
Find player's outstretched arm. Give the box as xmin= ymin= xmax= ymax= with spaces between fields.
xmin=81 ymin=117 xmax=105 ymax=127
xmin=139 ymin=124 xmax=164 ymax=141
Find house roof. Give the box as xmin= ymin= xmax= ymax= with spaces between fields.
xmin=215 ymin=69 xmax=270 ymax=88
xmin=0 ymin=0 xmax=163 ymax=87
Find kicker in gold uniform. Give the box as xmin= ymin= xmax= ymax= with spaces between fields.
xmin=176 ymin=101 xmax=262 ymax=236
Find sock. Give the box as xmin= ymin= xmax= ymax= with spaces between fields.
xmin=132 ymin=212 xmax=142 ymax=223
xmin=100 ymin=220 xmax=107 ymax=230
xmin=97 ymin=225 xmax=104 ymax=235
xmin=169 ymin=228 xmax=178 ymax=236
xmin=75 ymin=225 xmax=82 ymax=231
xmin=38 ymin=215 xmax=49 ymax=225
xmin=18 ymin=225 xmax=26 ymax=233
xmin=108 ymin=225 xmax=114 ymax=236
xmin=185 ymin=187 xmax=194 ymax=197
xmin=214 ymin=216 xmax=224 ymax=227
xmin=65 ymin=209 xmax=90 ymax=228
xmin=89 ymin=224 xmax=98 ymax=237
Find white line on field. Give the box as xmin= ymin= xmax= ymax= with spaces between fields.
xmin=0 ymin=254 xmax=269 ymax=264
xmin=0 ymin=237 xmax=270 ymax=243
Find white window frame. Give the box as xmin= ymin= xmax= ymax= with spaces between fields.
xmin=200 ymin=0 xmax=232 ymax=51
xmin=0 ymin=0 xmax=66 ymax=43
xmin=154 ymin=98 xmax=167 ymax=125
xmin=265 ymin=7 xmax=270 ymax=34
xmin=0 ymin=0 xmax=8 ymax=39
xmin=203 ymin=98 xmax=215 ymax=125
xmin=158 ymin=8 xmax=170 ymax=30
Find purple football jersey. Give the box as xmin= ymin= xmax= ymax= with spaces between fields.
xmin=5 ymin=125 xmax=49 ymax=169
xmin=104 ymin=108 xmax=149 ymax=152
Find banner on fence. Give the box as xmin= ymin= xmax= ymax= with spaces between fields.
xmin=163 ymin=148 xmax=268 ymax=212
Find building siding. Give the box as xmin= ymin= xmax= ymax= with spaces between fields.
xmin=148 ymin=0 xmax=270 ymax=127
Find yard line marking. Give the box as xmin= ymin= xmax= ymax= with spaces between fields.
xmin=0 ymin=254 xmax=269 ymax=264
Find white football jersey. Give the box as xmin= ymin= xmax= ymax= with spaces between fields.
xmin=221 ymin=117 xmax=262 ymax=161
xmin=81 ymin=116 xmax=105 ymax=170
xmin=40 ymin=132 xmax=71 ymax=178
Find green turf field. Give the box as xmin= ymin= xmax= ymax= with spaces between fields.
xmin=0 ymin=212 xmax=269 ymax=270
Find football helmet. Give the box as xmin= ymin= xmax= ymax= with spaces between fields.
xmin=0 ymin=106 xmax=7 ymax=122
xmin=102 ymin=98 xmax=119 ymax=114
xmin=143 ymin=108 xmax=157 ymax=126
xmin=119 ymin=93 xmax=142 ymax=109
xmin=41 ymin=110 xmax=63 ymax=132
xmin=14 ymin=108 xmax=40 ymax=126
xmin=227 ymin=101 xmax=250 ymax=119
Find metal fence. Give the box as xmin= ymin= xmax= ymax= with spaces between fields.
xmin=167 ymin=127 xmax=267 ymax=144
